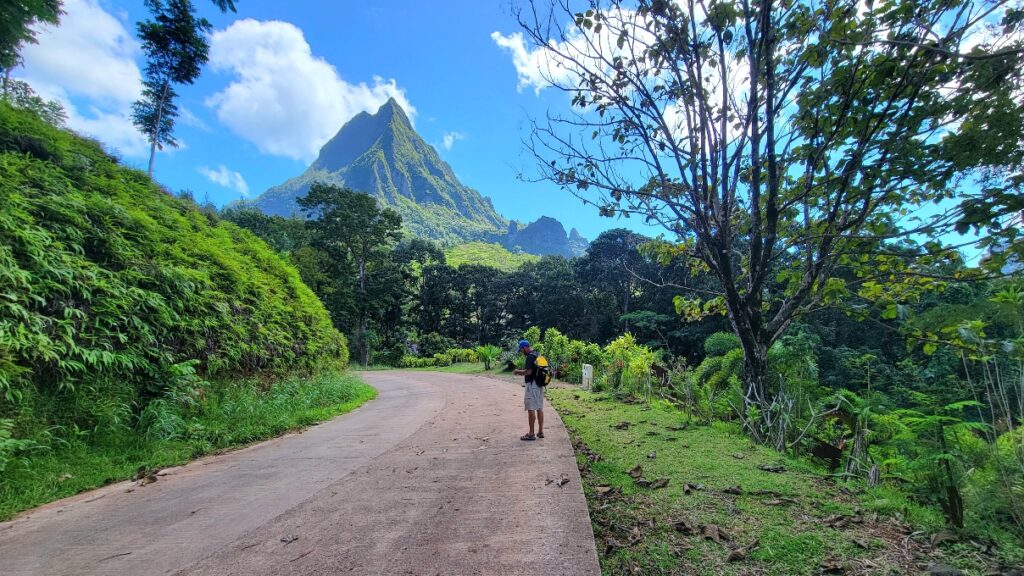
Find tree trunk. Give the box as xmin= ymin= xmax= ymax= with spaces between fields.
xmin=147 ymin=81 xmax=170 ymax=178
xmin=741 ymin=341 xmax=771 ymax=444
xmin=358 ymin=256 xmax=368 ymax=365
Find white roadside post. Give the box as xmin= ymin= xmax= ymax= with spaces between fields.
xmin=582 ymin=364 xmax=593 ymax=390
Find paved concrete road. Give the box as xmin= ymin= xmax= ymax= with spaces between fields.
xmin=0 ymin=372 xmax=599 ymax=576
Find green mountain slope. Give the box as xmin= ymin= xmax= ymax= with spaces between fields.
xmin=0 ymin=103 xmax=347 ymax=438
xmin=251 ymin=98 xmax=506 ymax=244
xmin=445 ymin=242 xmax=540 ymax=271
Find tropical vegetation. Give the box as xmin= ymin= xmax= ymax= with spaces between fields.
xmin=0 ymin=103 xmax=362 ymax=519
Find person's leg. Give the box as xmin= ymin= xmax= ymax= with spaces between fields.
xmin=537 ymin=409 xmax=544 ymax=437
xmin=528 ymin=410 xmax=536 ymax=435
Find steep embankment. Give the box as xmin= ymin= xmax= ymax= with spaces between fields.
xmin=0 ymin=104 xmax=359 ymax=517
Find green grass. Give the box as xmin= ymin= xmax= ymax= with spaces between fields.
xmin=444 ymin=241 xmax=540 ymax=271
xmin=548 ymin=389 xmax=991 ymax=576
xmin=0 ymin=371 xmax=375 ymax=521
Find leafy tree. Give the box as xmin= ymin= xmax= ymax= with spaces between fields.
xmin=0 ymin=78 xmax=64 ymax=125
xmin=0 ymin=0 xmax=62 ymax=84
xmin=515 ymin=0 xmax=1024 ymax=443
xmin=221 ymin=208 xmax=310 ymax=253
xmin=574 ymin=229 xmax=649 ymax=334
xmin=298 ymin=183 xmax=403 ymax=365
xmin=132 ymin=0 xmax=211 ymax=177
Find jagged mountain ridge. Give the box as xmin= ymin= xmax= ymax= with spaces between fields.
xmin=247 ymin=98 xmax=587 ymax=256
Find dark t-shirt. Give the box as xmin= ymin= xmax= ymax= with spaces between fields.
xmin=524 ymin=352 xmax=537 ymax=384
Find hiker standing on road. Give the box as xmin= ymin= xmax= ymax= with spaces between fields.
xmin=514 ymin=339 xmax=544 ymax=441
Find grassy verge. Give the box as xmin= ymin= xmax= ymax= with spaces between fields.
xmin=0 ymin=371 xmax=375 ymax=521
xmin=358 ymin=363 xmax=506 ymax=375
xmin=548 ymin=389 xmax=1012 ymax=576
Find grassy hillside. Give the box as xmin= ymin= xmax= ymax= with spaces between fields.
xmin=445 ymin=241 xmax=540 ymax=271
xmin=0 ymin=104 xmax=357 ymax=516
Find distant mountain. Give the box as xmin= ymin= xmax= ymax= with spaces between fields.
xmin=247 ymin=99 xmax=588 ymax=256
xmin=505 ymin=217 xmax=583 ymax=259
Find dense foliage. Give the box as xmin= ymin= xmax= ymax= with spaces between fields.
xmin=0 ymin=104 xmax=347 ymax=476
xmin=515 ymin=0 xmax=1024 ymax=447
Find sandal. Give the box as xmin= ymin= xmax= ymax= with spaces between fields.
xmin=520 ymin=433 xmax=536 ymax=441
xmin=537 ymin=432 xmax=545 ymax=439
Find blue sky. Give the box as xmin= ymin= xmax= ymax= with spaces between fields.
xmin=14 ymin=0 xmax=659 ymax=241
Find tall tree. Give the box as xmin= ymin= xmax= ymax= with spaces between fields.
xmin=298 ymin=183 xmax=403 ymax=365
xmin=575 ymin=229 xmax=650 ymax=333
xmin=515 ymin=0 xmax=1024 ymax=443
xmin=0 ymin=0 xmax=62 ymax=94
xmin=132 ymin=0 xmax=211 ymax=178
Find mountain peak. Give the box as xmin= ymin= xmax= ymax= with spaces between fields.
xmin=376 ymin=97 xmax=411 ymax=128
xmin=309 ymin=99 xmax=412 ymax=173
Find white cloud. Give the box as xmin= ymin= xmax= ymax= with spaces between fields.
xmin=179 ymin=107 xmax=210 ymax=131
xmin=490 ymin=31 xmax=565 ymax=94
xmin=491 ymin=10 xmax=658 ymax=95
xmin=14 ymin=0 xmax=149 ymax=157
xmin=198 ymin=165 xmax=249 ymax=197
xmin=207 ymin=19 xmax=416 ymax=161
xmin=442 ymin=131 xmax=465 ymax=150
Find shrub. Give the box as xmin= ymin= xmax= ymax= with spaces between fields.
xmin=399 ymin=356 xmax=438 ymax=368
xmin=704 ymin=332 xmax=742 ymax=356
xmin=432 ymin=353 xmax=453 ymax=367
xmin=603 ymin=334 xmax=659 ymax=396
xmin=475 ymin=345 xmax=501 ymax=370
xmin=445 ymin=348 xmax=479 ymax=363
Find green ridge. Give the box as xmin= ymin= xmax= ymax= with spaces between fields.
xmin=445 ymin=242 xmax=540 ymax=271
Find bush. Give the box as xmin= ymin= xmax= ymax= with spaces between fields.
xmin=445 ymin=348 xmax=479 ymax=363
xmin=399 ymin=356 xmax=438 ymax=368
xmin=704 ymin=332 xmax=742 ymax=356
xmin=475 ymin=345 xmax=501 ymax=370
xmin=432 ymin=353 xmax=453 ymax=367
xmin=603 ymin=334 xmax=659 ymax=396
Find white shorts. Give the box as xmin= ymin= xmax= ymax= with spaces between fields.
xmin=524 ymin=382 xmax=544 ymax=411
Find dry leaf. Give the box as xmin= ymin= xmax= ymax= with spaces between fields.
xmin=673 ymin=519 xmax=698 ymax=535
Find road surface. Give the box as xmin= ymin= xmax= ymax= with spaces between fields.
xmin=0 ymin=371 xmax=599 ymax=576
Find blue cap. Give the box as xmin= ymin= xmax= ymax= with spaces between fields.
xmin=518 ymin=340 xmax=530 ymax=350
